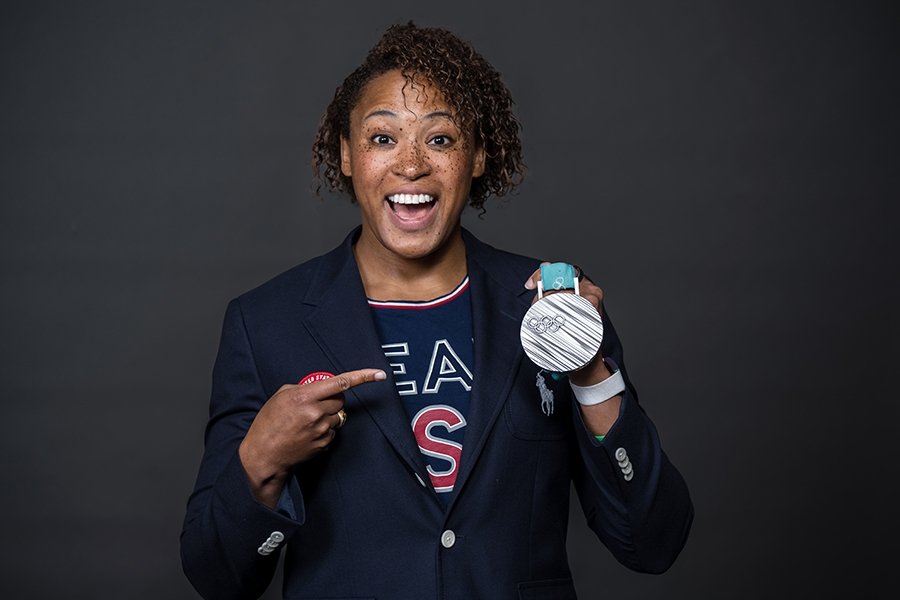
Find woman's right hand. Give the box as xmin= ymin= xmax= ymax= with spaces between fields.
xmin=238 ymin=368 xmax=386 ymax=507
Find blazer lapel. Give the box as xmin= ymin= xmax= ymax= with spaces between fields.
xmin=450 ymin=232 xmax=535 ymax=503
xmin=300 ymin=232 xmax=430 ymax=482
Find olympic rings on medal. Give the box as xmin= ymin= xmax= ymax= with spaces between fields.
xmin=526 ymin=315 xmax=565 ymax=334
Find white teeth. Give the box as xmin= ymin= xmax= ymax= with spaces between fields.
xmin=388 ymin=193 xmax=434 ymax=205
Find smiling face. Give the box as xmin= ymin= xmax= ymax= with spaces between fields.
xmin=340 ymin=70 xmax=485 ymax=265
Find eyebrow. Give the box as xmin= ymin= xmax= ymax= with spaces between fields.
xmin=363 ymin=109 xmax=455 ymax=122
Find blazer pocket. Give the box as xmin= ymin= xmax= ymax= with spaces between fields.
xmin=505 ymin=374 xmax=572 ymax=441
xmin=517 ymin=577 xmax=577 ymax=600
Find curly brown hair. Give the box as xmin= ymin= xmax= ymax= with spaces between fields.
xmin=312 ymin=22 xmax=524 ymax=210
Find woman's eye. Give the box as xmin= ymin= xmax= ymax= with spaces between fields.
xmin=372 ymin=134 xmax=393 ymax=145
xmin=429 ymin=135 xmax=455 ymax=146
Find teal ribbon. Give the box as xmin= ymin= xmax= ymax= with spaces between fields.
xmin=540 ymin=263 xmax=576 ymax=292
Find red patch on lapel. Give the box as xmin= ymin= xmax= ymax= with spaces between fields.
xmin=298 ymin=371 xmax=335 ymax=386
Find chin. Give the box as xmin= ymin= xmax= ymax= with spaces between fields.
xmin=385 ymin=238 xmax=440 ymax=260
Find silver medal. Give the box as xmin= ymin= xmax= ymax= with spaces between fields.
xmin=520 ymin=278 xmax=603 ymax=373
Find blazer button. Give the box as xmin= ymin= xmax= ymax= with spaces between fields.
xmin=441 ymin=530 xmax=456 ymax=548
xmin=615 ymin=447 xmax=628 ymax=462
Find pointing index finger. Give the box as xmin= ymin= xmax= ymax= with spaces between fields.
xmin=300 ymin=369 xmax=387 ymax=396
xmin=321 ymin=369 xmax=387 ymax=395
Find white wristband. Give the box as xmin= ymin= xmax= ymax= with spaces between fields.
xmin=570 ymin=369 xmax=625 ymax=406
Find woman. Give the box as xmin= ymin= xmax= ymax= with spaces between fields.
xmin=182 ymin=22 xmax=692 ymax=600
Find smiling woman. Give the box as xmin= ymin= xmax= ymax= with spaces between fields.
xmin=313 ymin=22 xmax=524 ymax=210
xmin=181 ymin=21 xmax=692 ymax=600
xmin=340 ymin=70 xmax=486 ymax=298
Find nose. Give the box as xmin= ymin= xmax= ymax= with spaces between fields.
xmin=392 ymin=141 xmax=431 ymax=180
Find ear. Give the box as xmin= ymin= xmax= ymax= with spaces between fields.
xmin=472 ymin=145 xmax=486 ymax=178
xmin=340 ymin=136 xmax=352 ymax=177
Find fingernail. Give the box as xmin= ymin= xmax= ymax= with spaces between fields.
xmin=374 ymin=370 xmax=387 ymax=381
xmin=524 ymin=278 xmax=535 ymax=290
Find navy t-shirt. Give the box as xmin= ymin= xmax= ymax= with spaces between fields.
xmin=369 ymin=277 xmax=473 ymax=505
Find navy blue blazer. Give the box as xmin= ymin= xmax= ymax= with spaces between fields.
xmin=181 ymin=228 xmax=692 ymax=600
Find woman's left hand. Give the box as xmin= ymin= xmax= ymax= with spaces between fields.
xmin=523 ymin=264 xmax=613 ymax=387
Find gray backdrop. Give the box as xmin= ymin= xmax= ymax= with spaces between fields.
xmin=1 ymin=1 xmax=897 ymax=598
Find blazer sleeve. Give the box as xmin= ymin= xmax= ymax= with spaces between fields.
xmin=180 ymin=299 xmax=305 ymax=600
xmin=569 ymin=308 xmax=694 ymax=573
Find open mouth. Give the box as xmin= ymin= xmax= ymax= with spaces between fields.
xmin=387 ymin=193 xmax=437 ymax=221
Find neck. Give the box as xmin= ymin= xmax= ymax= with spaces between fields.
xmin=354 ymin=229 xmax=467 ymax=302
